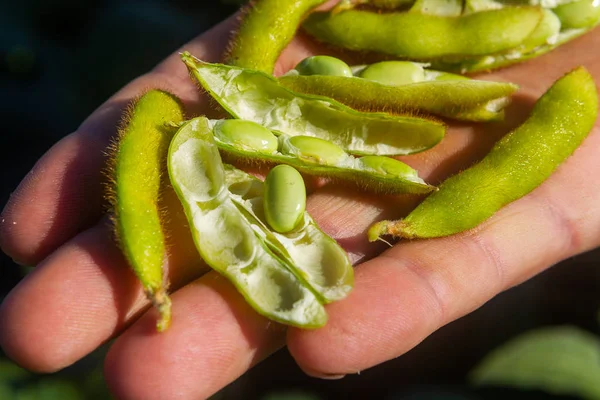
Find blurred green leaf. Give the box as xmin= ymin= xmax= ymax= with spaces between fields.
xmin=15 ymin=380 xmax=82 ymax=400
xmin=469 ymin=326 xmax=600 ymax=400
xmin=0 ymin=383 xmax=15 ymax=399
xmin=0 ymin=359 xmax=31 ymax=383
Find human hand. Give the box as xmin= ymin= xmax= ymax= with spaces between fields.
xmin=1 ymin=8 xmax=600 ymax=400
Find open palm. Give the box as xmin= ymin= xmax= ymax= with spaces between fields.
xmin=1 ymin=7 xmax=600 ymax=399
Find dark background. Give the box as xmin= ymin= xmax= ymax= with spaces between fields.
xmin=1 ymin=1 xmax=599 ymax=399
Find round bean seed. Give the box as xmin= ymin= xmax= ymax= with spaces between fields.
xmin=281 ymin=135 xmax=349 ymax=165
xmin=553 ymin=0 xmax=600 ymax=29
xmin=409 ymin=0 xmax=463 ymax=16
xmin=295 ymin=55 xmax=353 ymax=77
xmin=214 ymin=119 xmax=278 ymax=153
xmin=359 ymin=61 xmax=426 ymax=86
xmin=264 ymin=165 xmax=307 ymax=233
xmin=358 ymin=155 xmax=419 ymax=180
xmin=518 ymin=8 xmax=561 ymax=51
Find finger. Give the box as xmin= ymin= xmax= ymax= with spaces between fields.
xmin=287 ymin=112 xmax=600 ymax=377
xmin=104 ymin=272 xmax=285 ymax=400
xmin=0 ymin=215 xmax=208 ymax=372
xmin=0 ymin=17 xmax=235 ymax=266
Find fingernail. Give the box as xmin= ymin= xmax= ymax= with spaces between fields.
xmin=303 ymin=367 xmax=346 ymax=380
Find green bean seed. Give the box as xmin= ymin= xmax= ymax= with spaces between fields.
xmin=264 ymin=165 xmax=307 ymax=233
xmin=224 ymin=165 xmax=353 ymax=303
xmin=281 ymin=136 xmax=349 ymax=165
xmin=359 ymin=61 xmax=426 ymax=86
xmin=409 ymin=0 xmax=463 ymax=16
xmin=182 ymin=53 xmax=445 ymax=156
xmin=358 ymin=155 xmax=420 ymax=180
xmin=295 ymin=55 xmax=353 ymax=77
xmin=214 ymin=119 xmax=278 ymax=153
xmin=224 ymin=0 xmax=326 ymax=74
xmin=369 ymin=67 xmax=598 ymax=241
xmin=302 ymin=7 xmax=543 ymax=60
xmin=518 ymin=8 xmax=561 ymax=51
xmin=553 ymin=0 xmax=600 ymax=29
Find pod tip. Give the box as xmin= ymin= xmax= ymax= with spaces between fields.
xmin=368 ymin=219 xmax=413 ymax=242
xmin=150 ymin=288 xmax=172 ymax=332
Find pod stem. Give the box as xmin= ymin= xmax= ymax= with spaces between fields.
xmin=367 ymin=220 xmax=413 ymax=242
xmin=149 ymin=288 xmax=172 ymax=332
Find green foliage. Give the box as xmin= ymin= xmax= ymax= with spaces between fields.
xmin=470 ymin=326 xmax=600 ymax=399
xmin=0 ymin=356 xmax=112 ymax=400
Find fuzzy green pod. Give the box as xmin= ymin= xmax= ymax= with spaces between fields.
xmin=279 ymin=73 xmax=518 ymax=121
xmin=430 ymin=26 xmax=594 ymax=73
xmin=369 ymin=67 xmax=598 ymax=241
xmin=434 ymin=1 xmax=599 ymax=73
xmin=182 ymin=53 xmax=445 ymax=156
xmin=264 ymin=165 xmax=307 ymax=233
xmin=169 ymin=117 xmax=354 ymax=325
xmin=225 ymin=0 xmax=326 ymax=74
xmin=168 ymin=118 xmax=329 ymax=327
xmin=211 ymin=119 xmax=434 ymax=194
xmin=109 ymin=90 xmax=185 ymax=331
xmin=302 ymin=7 xmax=543 ymax=60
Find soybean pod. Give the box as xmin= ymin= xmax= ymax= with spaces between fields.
xmin=168 ymin=117 xmax=353 ymax=327
xmin=223 ymin=164 xmax=353 ymax=303
xmin=302 ymin=7 xmax=543 ymax=60
xmin=211 ymin=119 xmax=434 ymax=194
xmin=182 ymin=52 xmax=445 ymax=156
xmin=280 ymin=58 xmax=518 ymax=121
xmin=369 ymin=67 xmax=598 ymax=241
xmin=224 ymin=0 xmax=326 ymax=74
xmin=438 ymin=0 xmax=600 ymax=72
xmin=108 ymin=90 xmax=185 ymax=332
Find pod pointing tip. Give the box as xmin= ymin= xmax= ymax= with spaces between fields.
xmin=180 ymin=51 xmax=199 ymax=71
xmin=151 ymin=288 xmax=172 ymax=332
xmin=367 ymin=220 xmax=414 ymax=242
